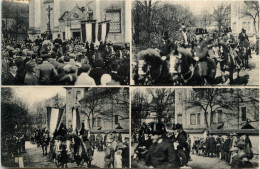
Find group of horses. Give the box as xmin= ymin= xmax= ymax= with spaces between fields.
xmin=134 ymin=40 xmax=250 ymax=86
xmin=31 ymin=132 xmax=92 ymax=168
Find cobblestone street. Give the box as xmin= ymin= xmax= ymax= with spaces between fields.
xmin=20 ymin=141 xmax=104 ymax=168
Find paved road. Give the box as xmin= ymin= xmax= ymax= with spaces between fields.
xmin=189 ymin=155 xmax=230 ymax=169
xmin=22 ymin=141 xmax=105 ymax=168
xmin=131 ymin=143 xmax=230 ymax=168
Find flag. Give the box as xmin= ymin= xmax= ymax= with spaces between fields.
xmin=98 ymin=21 xmax=110 ymax=42
xmin=47 ymin=107 xmax=65 ymax=134
xmin=72 ymin=107 xmax=81 ymax=132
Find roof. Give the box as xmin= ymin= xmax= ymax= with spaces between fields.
xmin=58 ymin=5 xmax=86 ymax=21
xmin=58 ymin=11 xmax=70 ymax=21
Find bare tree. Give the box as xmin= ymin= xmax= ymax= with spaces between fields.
xmin=79 ymin=88 xmax=129 ymax=129
xmin=186 ymin=88 xmax=259 ymax=128
xmin=131 ymin=89 xmax=149 ymax=129
xmin=242 ymin=1 xmax=259 ymax=33
xmin=1 ymin=1 xmax=29 ymax=40
xmin=147 ymin=88 xmax=175 ymax=123
xmin=212 ymin=3 xmax=230 ymax=34
xmin=132 ymin=1 xmax=196 ymax=50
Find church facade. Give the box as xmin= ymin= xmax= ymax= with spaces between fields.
xmin=28 ymin=0 xmax=131 ymax=45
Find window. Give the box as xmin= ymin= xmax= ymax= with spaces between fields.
xmin=179 ymin=93 xmax=182 ymax=101
xmin=197 ymin=113 xmax=200 ymax=125
xmin=93 ymin=118 xmax=96 ymax=127
xmin=106 ymin=9 xmax=121 ymax=33
xmin=97 ymin=117 xmax=101 ymax=127
xmin=63 ymin=32 xmax=65 ymax=40
xmin=115 ymin=115 xmax=118 ymax=124
xmin=241 ymin=107 xmax=246 ymax=121
xmin=190 ymin=114 xmax=196 ymax=125
xmin=177 ymin=114 xmax=182 ymax=124
xmin=242 ymin=22 xmax=247 ymax=30
xmin=218 ymin=110 xmax=223 ymax=123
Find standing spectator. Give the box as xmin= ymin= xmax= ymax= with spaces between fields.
xmin=36 ymin=53 xmax=58 ymax=85
xmin=3 ymin=62 xmax=18 ymax=85
xmin=24 ymin=61 xmax=39 ymax=85
xmin=75 ymin=64 xmax=95 ymax=85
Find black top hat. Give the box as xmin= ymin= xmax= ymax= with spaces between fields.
xmin=195 ymin=28 xmax=203 ymax=35
xmin=203 ymin=29 xmax=208 ymax=34
xmin=150 ymin=122 xmax=166 ymax=135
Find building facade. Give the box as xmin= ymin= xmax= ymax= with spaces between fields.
xmin=65 ymin=87 xmax=129 ymax=132
xmin=28 ymin=0 xmax=130 ymax=44
xmin=231 ymin=1 xmax=259 ymax=38
xmin=175 ymin=88 xmax=259 ymax=131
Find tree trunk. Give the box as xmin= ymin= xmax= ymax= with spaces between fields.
xmin=204 ymin=111 xmax=209 ymax=128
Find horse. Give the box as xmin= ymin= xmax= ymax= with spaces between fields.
xmin=218 ymin=43 xmax=241 ymax=84
xmin=51 ymin=135 xmax=92 ymax=168
xmin=135 ymin=48 xmax=173 ymax=85
xmin=40 ymin=133 xmax=50 ymax=156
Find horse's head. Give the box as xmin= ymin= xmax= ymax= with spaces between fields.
xmin=136 ymin=48 xmax=163 ymax=81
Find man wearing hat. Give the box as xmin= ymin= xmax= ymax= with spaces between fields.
xmin=2 ymin=52 xmax=10 ymax=79
xmin=2 ymin=62 xmax=18 ymax=85
xmin=89 ymin=58 xmax=106 ymax=85
xmin=24 ymin=61 xmax=39 ymax=85
xmin=49 ymin=52 xmax=60 ymax=70
xmin=122 ymin=43 xmax=130 ymax=59
xmin=160 ymin=31 xmax=175 ymax=57
xmin=53 ymin=34 xmax=63 ymax=53
xmin=36 ymin=52 xmax=58 ymax=85
xmin=208 ymin=133 xmax=216 ymax=158
xmin=145 ymin=122 xmax=180 ymax=168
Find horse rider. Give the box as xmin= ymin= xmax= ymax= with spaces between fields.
xmin=160 ymin=31 xmax=175 ymax=58
xmin=145 ymin=123 xmax=181 ymax=168
xmin=178 ymin=28 xmax=216 ymax=83
xmin=105 ymin=41 xmax=116 ymax=59
xmin=238 ymin=28 xmax=251 ymax=67
xmin=53 ymin=34 xmax=63 ymax=54
xmin=81 ymin=135 xmax=94 ymax=166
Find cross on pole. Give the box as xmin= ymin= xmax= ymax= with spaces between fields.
xmin=46 ymin=5 xmax=53 ymax=35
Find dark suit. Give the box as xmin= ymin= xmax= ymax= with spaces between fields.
xmin=145 ymin=139 xmax=180 ymax=168
xmin=36 ymin=61 xmax=58 ymax=85
xmin=2 ymin=73 xmax=17 ymax=85
xmin=89 ymin=68 xmax=106 ymax=85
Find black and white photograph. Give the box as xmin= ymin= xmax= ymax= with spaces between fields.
xmin=132 ymin=0 xmax=259 ymax=86
xmin=1 ymin=87 xmax=130 ymax=168
xmin=131 ymin=88 xmax=259 ymax=168
xmin=1 ymin=0 xmax=130 ymax=86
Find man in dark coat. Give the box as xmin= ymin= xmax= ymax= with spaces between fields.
xmin=89 ymin=132 xmax=96 ymax=149
xmin=223 ymin=134 xmax=231 ymax=162
xmin=145 ymin=123 xmax=181 ymax=168
xmin=160 ymin=31 xmax=174 ymax=57
xmin=205 ymin=134 xmax=210 ymax=157
xmin=36 ymin=53 xmax=58 ymax=85
xmin=89 ymin=59 xmax=106 ymax=85
xmin=2 ymin=62 xmax=18 ymax=85
xmin=209 ymin=133 xmax=216 ymax=157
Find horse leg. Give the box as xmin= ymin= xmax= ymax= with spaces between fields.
xmin=229 ymin=69 xmax=234 ymax=84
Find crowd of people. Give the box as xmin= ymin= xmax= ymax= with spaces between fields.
xmin=132 ymin=122 xmax=255 ymax=168
xmin=192 ymin=133 xmax=254 ymax=168
xmin=2 ymin=34 xmax=130 ymax=86
xmin=3 ymin=132 xmax=26 ymax=158
xmin=132 ymin=122 xmax=190 ymax=168
xmin=133 ymin=25 xmax=255 ymax=85
xmin=30 ymin=123 xmax=129 ymax=168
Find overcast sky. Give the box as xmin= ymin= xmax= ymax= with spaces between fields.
xmin=13 ymin=87 xmax=66 ymax=108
